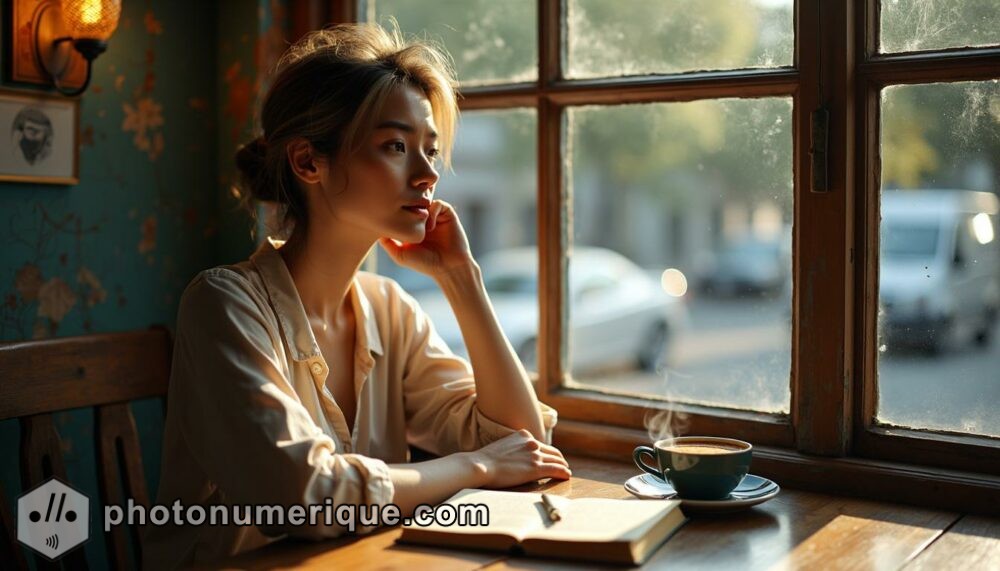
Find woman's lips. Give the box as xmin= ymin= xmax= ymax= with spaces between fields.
xmin=402 ymin=206 xmax=429 ymax=218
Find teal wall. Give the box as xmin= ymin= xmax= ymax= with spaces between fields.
xmin=0 ymin=1 xmax=286 ymax=568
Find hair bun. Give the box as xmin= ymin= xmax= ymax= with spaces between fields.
xmin=235 ymin=136 xmax=279 ymax=203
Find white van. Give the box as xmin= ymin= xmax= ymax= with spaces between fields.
xmin=880 ymin=189 xmax=1000 ymax=352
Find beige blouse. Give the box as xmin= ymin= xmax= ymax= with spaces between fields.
xmin=142 ymin=240 xmax=557 ymax=570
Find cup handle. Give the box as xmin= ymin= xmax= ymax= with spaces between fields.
xmin=632 ymin=445 xmax=664 ymax=480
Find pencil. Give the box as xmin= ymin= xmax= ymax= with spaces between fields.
xmin=541 ymin=493 xmax=562 ymax=522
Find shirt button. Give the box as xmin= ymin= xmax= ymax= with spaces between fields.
xmin=310 ymin=362 xmax=324 ymax=375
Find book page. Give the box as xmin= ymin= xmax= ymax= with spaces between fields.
xmin=405 ymin=489 xmax=547 ymax=541
xmin=526 ymin=497 xmax=682 ymax=543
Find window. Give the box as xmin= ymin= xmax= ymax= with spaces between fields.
xmin=348 ymin=0 xmax=1000 ymax=485
xmin=565 ymin=0 xmax=794 ymax=77
xmin=859 ymin=2 xmax=1000 ymax=472
xmin=567 ymin=98 xmax=793 ymax=414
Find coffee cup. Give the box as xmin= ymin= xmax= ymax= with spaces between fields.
xmin=632 ymin=436 xmax=752 ymax=500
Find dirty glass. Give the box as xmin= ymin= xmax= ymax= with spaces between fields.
xmin=566 ymin=0 xmax=794 ymax=79
xmin=877 ymin=81 xmax=1000 ymax=436
xmin=565 ymin=97 xmax=794 ymax=414
xmin=880 ymin=0 xmax=1000 ymax=54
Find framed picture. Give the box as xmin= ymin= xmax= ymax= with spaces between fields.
xmin=0 ymin=89 xmax=78 ymax=184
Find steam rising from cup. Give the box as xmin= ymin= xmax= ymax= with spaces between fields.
xmin=644 ymin=402 xmax=689 ymax=444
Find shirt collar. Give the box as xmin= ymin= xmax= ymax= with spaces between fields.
xmin=351 ymin=273 xmax=384 ymax=357
xmin=250 ymin=239 xmax=383 ymax=361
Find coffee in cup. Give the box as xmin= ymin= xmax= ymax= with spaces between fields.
xmin=633 ymin=436 xmax=752 ymax=500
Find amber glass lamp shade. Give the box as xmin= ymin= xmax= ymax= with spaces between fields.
xmin=32 ymin=0 xmax=122 ymax=95
xmin=61 ymin=0 xmax=122 ymax=42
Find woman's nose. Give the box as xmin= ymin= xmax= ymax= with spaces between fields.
xmin=411 ymin=157 xmax=439 ymax=190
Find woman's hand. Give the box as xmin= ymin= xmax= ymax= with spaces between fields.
xmin=468 ymin=430 xmax=572 ymax=489
xmin=379 ymin=199 xmax=474 ymax=278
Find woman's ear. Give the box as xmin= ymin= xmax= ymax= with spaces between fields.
xmin=286 ymin=138 xmax=325 ymax=185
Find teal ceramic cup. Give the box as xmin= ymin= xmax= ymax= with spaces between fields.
xmin=633 ymin=436 xmax=752 ymax=500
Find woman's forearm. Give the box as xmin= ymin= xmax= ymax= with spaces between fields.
xmin=387 ymin=452 xmax=486 ymax=516
xmin=433 ymin=261 xmax=546 ymax=441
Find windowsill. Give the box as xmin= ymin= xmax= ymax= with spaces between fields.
xmin=553 ymin=419 xmax=1000 ymax=516
xmin=550 ymin=380 xmax=791 ymax=424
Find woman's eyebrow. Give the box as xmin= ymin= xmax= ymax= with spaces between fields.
xmin=376 ymin=120 xmax=438 ymax=138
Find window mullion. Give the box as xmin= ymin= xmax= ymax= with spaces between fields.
xmin=859 ymin=50 xmax=1000 ymax=84
xmin=537 ymin=97 xmax=565 ymax=402
xmin=864 ymin=0 xmax=879 ymax=60
xmin=458 ymin=73 xmax=799 ymax=108
xmin=545 ymin=72 xmax=798 ymax=106
xmin=793 ymin=0 xmax=856 ymax=456
xmin=538 ymin=0 xmax=561 ymax=87
xmin=854 ymin=70 xmax=881 ymax=454
xmin=536 ymin=0 xmax=565 ymax=401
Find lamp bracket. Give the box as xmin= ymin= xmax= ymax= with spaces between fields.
xmin=6 ymin=0 xmax=87 ymax=89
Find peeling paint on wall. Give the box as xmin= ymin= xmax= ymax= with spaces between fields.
xmin=1 ymin=2 xmax=287 ymax=567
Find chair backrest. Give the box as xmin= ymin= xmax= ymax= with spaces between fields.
xmin=0 ymin=327 xmax=171 ymax=571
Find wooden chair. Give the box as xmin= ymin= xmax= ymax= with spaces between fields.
xmin=0 ymin=327 xmax=172 ymax=570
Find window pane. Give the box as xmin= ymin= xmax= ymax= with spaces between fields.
xmin=877 ymin=81 xmax=1000 ymax=436
xmin=376 ymin=109 xmax=537 ymax=365
xmin=566 ymin=0 xmax=794 ymax=79
xmin=366 ymin=0 xmax=536 ymax=86
xmin=880 ymin=0 xmax=1000 ymax=53
xmin=566 ymin=98 xmax=793 ymax=414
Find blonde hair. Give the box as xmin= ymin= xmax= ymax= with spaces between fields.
xmin=235 ymin=22 xmax=459 ymax=231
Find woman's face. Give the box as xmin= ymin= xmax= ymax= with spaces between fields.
xmin=317 ymin=82 xmax=441 ymax=245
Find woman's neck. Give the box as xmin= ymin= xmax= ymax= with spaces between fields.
xmin=278 ymin=222 xmax=376 ymax=327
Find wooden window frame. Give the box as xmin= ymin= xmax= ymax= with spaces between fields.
xmin=309 ymin=0 xmax=1000 ymax=513
xmin=852 ymin=1 xmax=1000 ymax=477
xmin=465 ymin=0 xmax=808 ymax=451
xmin=470 ymin=1 xmax=822 ymax=452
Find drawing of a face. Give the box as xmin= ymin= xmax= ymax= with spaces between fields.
xmin=12 ymin=107 xmax=54 ymax=165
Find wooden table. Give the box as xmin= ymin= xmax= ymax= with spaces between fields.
xmin=207 ymin=455 xmax=1000 ymax=570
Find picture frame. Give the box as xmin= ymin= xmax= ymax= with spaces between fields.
xmin=0 ymin=89 xmax=79 ymax=185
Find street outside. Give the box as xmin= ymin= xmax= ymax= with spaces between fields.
xmin=574 ymin=296 xmax=1000 ymax=437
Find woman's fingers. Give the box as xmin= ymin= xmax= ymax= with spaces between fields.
xmin=475 ymin=431 xmax=573 ymax=488
xmin=536 ymin=461 xmax=572 ymax=480
xmin=538 ymin=443 xmax=568 ymax=462
xmin=535 ymin=452 xmax=570 ymax=468
xmin=427 ymin=200 xmax=445 ymax=233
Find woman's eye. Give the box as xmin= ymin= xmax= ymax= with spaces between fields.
xmin=387 ymin=141 xmax=405 ymax=153
xmin=427 ymin=148 xmax=441 ymax=160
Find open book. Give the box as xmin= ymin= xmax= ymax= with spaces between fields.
xmin=398 ymin=489 xmax=686 ymax=565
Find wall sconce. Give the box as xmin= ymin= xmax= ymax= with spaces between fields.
xmin=8 ymin=0 xmax=122 ymax=97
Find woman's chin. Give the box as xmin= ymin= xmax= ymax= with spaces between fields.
xmin=391 ymin=227 xmax=425 ymax=245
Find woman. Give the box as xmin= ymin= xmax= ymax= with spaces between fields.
xmin=143 ymin=23 xmax=570 ymax=570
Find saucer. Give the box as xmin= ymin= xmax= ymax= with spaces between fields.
xmin=624 ymin=473 xmax=779 ymax=513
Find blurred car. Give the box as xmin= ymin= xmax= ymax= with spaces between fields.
xmin=879 ymin=189 xmax=1000 ymax=352
xmin=699 ymin=233 xmax=791 ymax=296
xmin=412 ymin=247 xmax=689 ymax=373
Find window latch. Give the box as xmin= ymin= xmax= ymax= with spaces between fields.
xmin=810 ymin=106 xmax=830 ymax=193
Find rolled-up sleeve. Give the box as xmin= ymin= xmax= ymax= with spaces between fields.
xmin=395 ymin=284 xmax=557 ymax=456
xmin=171 ymin=271 xmax=394 ymax=538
